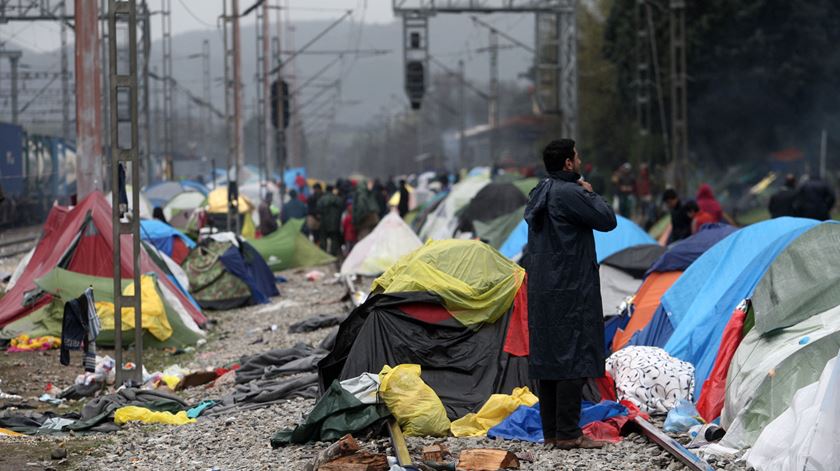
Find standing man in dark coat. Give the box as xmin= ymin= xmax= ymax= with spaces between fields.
xmin=317 ymin=185 xmax=344 ymax=256
xmin=525 ymin=139 xmax=616 ymax=450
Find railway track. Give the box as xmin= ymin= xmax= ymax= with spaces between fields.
xmin=0 ymin=235 xmax=37 ymax=259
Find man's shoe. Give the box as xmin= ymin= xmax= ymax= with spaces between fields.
xmin=552 ymin=436 xmax=608 ymax=450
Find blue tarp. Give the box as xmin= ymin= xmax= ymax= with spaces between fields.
xmin=140 ymin=220 xmax=196 ymax=257
xmin=661 ymin=217 xmax=819 ymax=397
xmin=487 ymin=401 xmax=629 ymax=443
xmin=218 ymin=242 xmax=279 ymax=305
xmin=604 ymin=312 xmax=630 ymax=355
xmin=646 ymin=223 xmax=738 ymax=275
xmin=593 ymin=215 xmax=655 ymax=262
xmin=499 ymin=214 xmax=654 ymax=263
xmin=626 ymin=305 xmax=674 ymax=349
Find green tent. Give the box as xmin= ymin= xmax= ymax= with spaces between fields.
xmin=248 ymin=218 xmax=335 ymax=272
xmin=474 ymin=206 xmax=525 ymax=249
xmin=721 ymin=222 xmax=840 ymax=449
xmin=181 ymin=239 xmax=253 ymax=310
xmin=512 ymin=178 xmax=539 ymax=197
xmin=1 ymin=268 xmax=205 ymax=348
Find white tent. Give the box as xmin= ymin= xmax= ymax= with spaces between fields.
xmin=746 ymin=350 xmax=840 ymax=470
xmin=419 ymin=176 xmax=489 ymax=241
xmin=340 ymin=212 xmax=422 ymax=276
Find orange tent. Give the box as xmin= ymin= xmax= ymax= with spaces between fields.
xmin=611 ymin=271 xmax=681 ymax=351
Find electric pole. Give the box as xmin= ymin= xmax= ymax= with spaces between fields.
xmin=202 ymin=39 xmax=211 ymax=164
xmin=161 ymin=0 xmax=173 ymax=179
xmin=489 ymin=28 xmax=499 ymax=163
xmin=669 ymin=0 xmax=688 ymax=193
xmin=75 ymin=0 xmax=104 ymax=197
xmin=458 ymin=59 xmax=465 ymax=172
xmin=60 ymin=0 xmax=70 ymax=141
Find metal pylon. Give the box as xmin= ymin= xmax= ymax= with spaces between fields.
xmin=161 ymin=0 xmax=173 ymax=179
xmin=108 ymin=0 xmax=143 ymax=386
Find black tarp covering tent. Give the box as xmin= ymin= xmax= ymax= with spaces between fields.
xmin=601 ymin=244 xmax=666 ymax=279
xmin=317 ymin=292 xmax=532 ymax=420
xmin=457 ymin=182 xmax=528 ymax=234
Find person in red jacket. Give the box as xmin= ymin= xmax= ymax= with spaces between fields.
xmin=342 ymin=203 xmax=356 ymax=254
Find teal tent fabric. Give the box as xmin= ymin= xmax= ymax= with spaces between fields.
xmin=662 ymin=217 xmax=819 ymax=397
xmin=270 ymin=380 xmax=390 ymax=447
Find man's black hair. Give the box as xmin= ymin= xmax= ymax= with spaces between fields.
xmin=326 ymin=185 xmax=334 ymax=192
xmin=313 ymin=183 xmax=322 ymax=191
xmin=662 ymin=188 xmax=679 ymax=202
xmin=289 ymin=189 xmax=298 ymax=198
xmin=543 ymin=139 xmax=576 ymax=172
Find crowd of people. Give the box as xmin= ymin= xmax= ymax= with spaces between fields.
xmin=259 ymin=175 xmax=439 ymax=259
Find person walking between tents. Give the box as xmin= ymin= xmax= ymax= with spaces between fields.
xmin=306 ymin=183 xmax=324 ymax=244
xmin=281 ymin=190 xmax=307 ymax=224
xmin=397 ymin=180 xmax=410 ymax=218
xmin=258 ymin=192 xmax=278 ymax=236
xmin=525 ymin=139 xmax=617 ymax=450
xmin=317 ymin=185 xmax=344 ymax=256
xmin=353 ymin=180 xmax=380 ymax=241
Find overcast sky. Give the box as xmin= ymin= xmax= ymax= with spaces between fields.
xmin=0 ymin=0 xmax=395 ymax=53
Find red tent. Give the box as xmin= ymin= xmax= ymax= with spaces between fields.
xmin=0 ymin=192 xmax=206 ymax=328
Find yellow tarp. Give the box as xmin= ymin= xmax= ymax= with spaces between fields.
xmin=450 ymin=387 xmax=539 ymax=437
xmin=0 ymin=428 xmax=23 ymax=436
xmin=114 ymin=406 xmax=195 ymax=426
xmin=96 ymin=275 xmax=172 ymax=341
xmin=388 ymin=184 xmax=414 ymax=207
xmin=379 ymin=364 xmax=451 ymax=437
xmin=206 ymin=187 xmax=254 ymax=214
xmin=372 ymin=240 xmax=525 ymax=326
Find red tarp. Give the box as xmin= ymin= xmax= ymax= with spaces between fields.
xmin=582 ymin=400 xmax=648 ymax=443
xmin=696 ymin=306 xmax=747 ymax=422
xmin=0 ymin=192 xmax=206 ymax=328
xmin=503 ymin=276 xmax=529 ymax=356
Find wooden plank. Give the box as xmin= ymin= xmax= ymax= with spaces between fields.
xmin=387 ymin=417 xmax=413 ymax=467
xmin=306 ymin=434 xmax=360 ymax=471
xmin=317 ymin=451 xmax=388 ymax=471
xmin=456 ymin=449 xmax=519 ymax=471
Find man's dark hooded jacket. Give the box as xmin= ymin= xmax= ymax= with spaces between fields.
xmin=524 ymin=170 xmax=617 ymax=380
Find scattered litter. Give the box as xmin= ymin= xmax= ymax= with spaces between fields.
xmin=379 ymin=364 xmax=450 ymax=437
xmin=664 ymin=399 xmax=704 ymax=433
xmin=305 ymin=270 xmax=325 ymax=282
xmin=38 ymin=393 xmax=65 ymax=405
xmin=288 ymin=314 xmax=343 ymax=334
xmin=114 ymin=406 xmax=195 ymax=426
xmin=7 ymin=335 xmax=61 ymax=352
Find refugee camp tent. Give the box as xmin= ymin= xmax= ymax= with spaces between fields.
xmin=474 ymin=207 xmax=525 ymax=250
xmin=746 ymin=350 xmax=840 ymax=471
xmin=593 ymin=215 xmax=655 ymax=262
xmin=599 ymin=244 xmax=665 ymax=317
xmin=456 ymin=182 xmax=528 ymax=234
xmin=419 ymin=176 xmax=490 ymax=241
xmin=720 ymin=222 xmax=840 ymax=449
xmin=661 ymin=217 xmax=819 ymax=398
xmin=612 ymin=224 xmax=738 ymax=351
xmin=340 ymin=213 xmax=422 ymax=276
xmin=144 ymin=180 xmax=208 ymax=208
xmin=163 ymin=191 xmax=206 ymax=230
xmin=140 ymin=220 xmax=196 ymax=264
xmin=204 ymin=187 xmax=257 ymax=239
xmin=181 ymin=234 xmax=279 ymax=310
xmin=249 ymin=219 xmax=335 ymax=272
xmin=106 ymin=185 xmax=153 ymax=220
xmin=0 ymin=192 xmax=207 ymax=331
xmin=409 ymin=190 xmax=448 ymax=233
xmin=319 ymin=240 xmax=530 ymax=419
xmin=1 ymin=268 xmax=205 ymax=347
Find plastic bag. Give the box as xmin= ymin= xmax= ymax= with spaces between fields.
xmin=663 ymin=399 xmax=703 ymax=433
xmin=114 ymin=406 xmax=196 ymax=426
xmin=378 ymin=364 xmax=450 ymax=437
xmin=450 ymin=386 xmax=538 ymax=437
